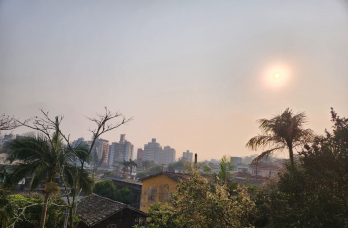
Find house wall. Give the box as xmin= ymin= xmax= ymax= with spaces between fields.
xmin=140 ymin=174 xmax=178 ymax=213
xmin=251 ymin=168 xmax=278 ymax=177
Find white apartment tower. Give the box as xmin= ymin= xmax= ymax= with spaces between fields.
xmin=144 ymin=138 xmax=162 ymax=163
xmin=109 ymin=134 xmax=134 ymax=168
xmin=160 ymin=146 xmax=176 ymax=164
xmin=183 ymin=150 xmax=193 ymax=163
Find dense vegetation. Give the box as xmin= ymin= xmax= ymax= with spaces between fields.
xmin=137 ymin=108 xmax=348 ymax=228
xmin=0 ymin=193 xmax=73 ymax=228
xmin=93 ymin=180 xmax=133 ymax=204
xmin=1 ymin=108 xmax=347 ymax=228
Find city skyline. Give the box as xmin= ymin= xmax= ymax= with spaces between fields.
xmin=1 ymin=0 xmax=348 ymax=161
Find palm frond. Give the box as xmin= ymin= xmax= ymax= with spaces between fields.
xmin=251 ymin=146 xmax=285 ymax=164
xmin=246 ymin=135 xmax=285 ymax=150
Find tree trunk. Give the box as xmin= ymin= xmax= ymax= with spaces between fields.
xmin=69 ymin=203 xmax=74 ymax=228
xmin=39 ymin=192 xmax=50 ymax=228
xmin=289 ymin=146 xmax=294 ymax=168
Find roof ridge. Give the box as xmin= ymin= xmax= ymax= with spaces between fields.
xmin=90 ymin=193 xmax=126 ymax=206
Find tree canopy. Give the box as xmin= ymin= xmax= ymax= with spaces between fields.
xmin=246 ymin=108 xmax=313 ymax=168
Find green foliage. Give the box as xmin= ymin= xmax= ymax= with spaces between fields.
xmin=167 ymin=160 xmax=186 ymax=172
xmin=145 ymin=166 xmax=255 ymax=228
xmin=93 ymin=180 xmax=133 ymax=204
xmin=252 ymin=108 xmax=348 ymax=228
xmin=246 ymin=108 xmax=313 ymax=167
xmin=0 ymin=194 xmax=68 ymax=228
xmin=218 ymin=156 xmax=234 ymax=184
xmin=140 ymin=160 xmax=156 ymax=171
xmin=136 ymin=164 xmax=163 ymax=179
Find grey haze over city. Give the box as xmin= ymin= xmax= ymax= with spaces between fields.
xmin=1 ymin=0 xmax=348 ymax=161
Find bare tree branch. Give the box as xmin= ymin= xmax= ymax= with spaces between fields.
xmin=0 ymin=114 xmax=20 ymax=131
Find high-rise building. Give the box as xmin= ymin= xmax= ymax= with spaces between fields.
xmin=182 ymin=150 xmax=193 ymax=163
xmin=109 ymin=134 xmax=134 ymax=168
xmin=160 ymin=146 xmax=176 ymax=164
xmin=231 ymin=157 xmax=242 ymax=166
xmin=144 ymin=138 xmax=162 ymax=163
xmin=88 ymin=138 xmax=109 ymax=167
xmin=137 ymin=148 xmax=144 ymax=160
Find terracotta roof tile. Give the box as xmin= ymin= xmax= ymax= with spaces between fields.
xmin=139 ymin=172 xmax=191 ymax=182
xmin=76 ymin=194 xmax=148 ymax=227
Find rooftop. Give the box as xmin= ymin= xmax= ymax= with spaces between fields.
xmin=100 ymin=177 xmax=142 ymax=185
xmin=76 ymin=193 xmax=148 ymax=227
xmin=139 ymin=171 xmax=191 ymax=182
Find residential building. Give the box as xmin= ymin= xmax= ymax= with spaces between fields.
xmin=137 ymin=148 xmax=144 ymax=160
xmin=76 ymin=194 xmax=148 ymax=228
xmin=182 ymin=150 xmax=193 ymax=163
xmin=231 ymin=157 xmax=242 ymax=170
xmin=88 ymin=138 xmax=109 ymax=167
xmin=72 ymin=137 xmax=86 ymax=146
xmin=143 ymin=138 xmax=161 ymax=163
xmin=0 ymin=133 xmax=15 ymax=148
xmin=109 ymin=134 xmax=134 ymax=168
xmin=236 ymin=164 xmax=252 ymax=173
xmin=139 ymin=172 xmax=190 ymax=213
xmin=160 ymin=146 xmax=176 ymax=164
xmin=3 ymin=134 xmax=15 ymax=141
xmin=251 ymin=164 xmax=280 ymax=178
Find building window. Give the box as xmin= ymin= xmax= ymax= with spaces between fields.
xmin=107 ymin=225 xmax=116 ymax=228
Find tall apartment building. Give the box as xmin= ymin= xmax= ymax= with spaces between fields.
xmin=88 ymin=138 xmax=109 ymax=167
xmin=137 ymin=148 xmax=144 ymax=160
xmin=160 ymin=146 xmax=176 ymax=164
xmin=182 ymin=150 xmax=193 ymax=163
xmin=109 ymin=134 xmax=134 ymax=168
xmin=144 ymin=138 xmax=162 ymax=163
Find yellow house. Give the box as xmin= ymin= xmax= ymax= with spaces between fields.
xmin=139 ymin=172 xmax=188 ymax=213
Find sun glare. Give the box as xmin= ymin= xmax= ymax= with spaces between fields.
xmin=262 ymin=63 xmax=291 ymax=89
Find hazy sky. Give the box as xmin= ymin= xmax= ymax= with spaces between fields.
xmin=1 ymin=0 xmax=348 ymax=161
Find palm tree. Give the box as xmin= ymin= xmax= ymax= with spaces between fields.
xmin=122 ymin=160 xmax=129 ymax=174
xmin=127 ymin=159 xmax=137 ymax=175
xmin=4 ymin=130 xmax=63 ymax=228
xmin=246 ymin=108 xmax=314 ymax=168
xmin=3 ymin=117 xmax=93 ymax=228
xmin=218 ymin=156 xmax=234 ymax=184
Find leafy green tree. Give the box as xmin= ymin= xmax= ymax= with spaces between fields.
xmin=3 ymin=120 xmax=66 ymax=228
xmin=127 ymin=159 xmax=137 ymax=175
xmin=114 ymin=187 xmax=133 ymax=204
xmin=217 ymin=156 xmax=234 ymax=184
xmin=147 ymin=165 xmax=163 ymax=175
xmin=253 ymin=108 xmax=348 ymax=228
xmin=246 ymin=108 xmax=313 ymax=168
xmin=93 ymin=180 xmax=117 ymax=199
xmin=143 ymin=166 xmax=255 ymax=228
xmin=11 ymin=108 xmax=130 ymax=228
xmin=93 ymin=180 xmax=133 ymax=204
xmin=167 ymin=160 xmax=186 ymax=172
xmin=141 ymin=160 xmax=156 ymax=170
xmin=136 ymin=171 xmax=148 ymax=179
xmin=0 ymin=194 xmax=69 ymax=228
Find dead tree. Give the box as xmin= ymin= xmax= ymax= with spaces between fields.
xmin=0 ymin=114 xmax=20 ymax=132
xmin=14 ymin=107 xmax=132 ymax=228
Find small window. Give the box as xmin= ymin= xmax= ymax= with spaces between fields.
xmin=107 ymin=225 xmax=116 ymax=228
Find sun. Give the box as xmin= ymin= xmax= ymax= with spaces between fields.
xmin=274 ymin=73 xmax=280 ymax=78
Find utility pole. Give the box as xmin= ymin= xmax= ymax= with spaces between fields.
xmin=194 ymin=153 xmax=197 ymax=169
xmin=256 ymin=162 xmax=258 ymax=181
